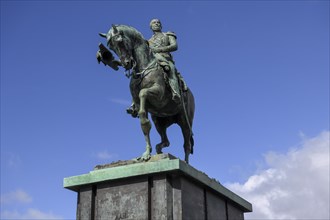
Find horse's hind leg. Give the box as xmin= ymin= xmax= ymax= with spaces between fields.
xmin=178 ymin=118 xmax=193 ymax=164
xmin=152 ymin=116 xmax=172 ymax=154
xmin=183 ymin=129 xmax=192 ymax=163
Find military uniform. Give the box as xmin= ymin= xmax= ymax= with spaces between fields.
xmin=149 ymin=32 xmax=184 ymax=103
xmin=149 ymin=32 xmax=177 ymax=61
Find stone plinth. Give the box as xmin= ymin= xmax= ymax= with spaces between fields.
xmin=64 ymin=154 xmax=252 ymax=220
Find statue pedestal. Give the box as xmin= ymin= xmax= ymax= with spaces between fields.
xmin=64 ymin=154 xmax=252 ymax=220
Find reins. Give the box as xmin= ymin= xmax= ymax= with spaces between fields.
xmin=125 ymin=59 xmax=136 ymax=78
xmin=125 ymin=59 xmax=157 ymax=80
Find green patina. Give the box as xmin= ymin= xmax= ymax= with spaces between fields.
xmin=64 ymin=155 xmax=178 ymax=191
xmin=63 ymin=154 xmax=252 ymax=212
xmin=97 ymin=22 xmax=195 ymax=163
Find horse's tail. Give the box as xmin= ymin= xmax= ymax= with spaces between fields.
xmin=185 ymin=88 xmax=195 ymax=155
xmin=190 ymin=134 xmax=194 ymax=154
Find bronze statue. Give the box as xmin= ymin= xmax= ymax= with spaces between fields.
xmin=97 ymin=23 xmax=195 ymax=163
xmin=127 ymin=19 xmax=187 ymax=117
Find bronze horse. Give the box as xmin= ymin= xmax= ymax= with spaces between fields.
xmin=97 ymin=25 xmax=195 ymax=163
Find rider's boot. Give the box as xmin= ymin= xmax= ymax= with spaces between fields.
xmin=169 ymin=76 xmax=181 ymax=104
xmin=164 ymin=61 xmax=181 ymax=103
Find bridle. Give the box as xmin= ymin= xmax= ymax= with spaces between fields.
xmin=108 ymin=25 xmax=158 ymax=80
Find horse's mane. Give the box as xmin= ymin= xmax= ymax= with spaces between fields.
xmin=114 ymin=25 xmax=147 ymax=46
xmin=110 ymin=24 xmax=153 ymax=68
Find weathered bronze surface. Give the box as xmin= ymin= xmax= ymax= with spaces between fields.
xmin=97 ymin=21 xmax=195 ymax=163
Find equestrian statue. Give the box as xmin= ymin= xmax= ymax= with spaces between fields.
xmin=96 ymin=20 xmax=195 ymax=163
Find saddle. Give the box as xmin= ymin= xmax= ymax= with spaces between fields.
xmin=154 ymin=55 xmax=187 ymax=92
xmin=154 ymin=53 xmax=171 ymax=72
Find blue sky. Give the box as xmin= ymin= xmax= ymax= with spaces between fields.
xmin=1 ymin=1 xmax=329 ymax=219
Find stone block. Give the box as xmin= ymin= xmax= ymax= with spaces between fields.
xmin=205 ymin=190 xmax=227 ymax=220
xmin=64 ymin=154 xmax=252 ymax=220
xmin=227 ymin=201 xmax=244 ymax=220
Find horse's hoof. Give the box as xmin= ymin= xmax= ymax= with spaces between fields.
xmin=141 ymin=156 xmax=151 ymax=161
xmin=184 ymin=155 xmax=189 ymax=164
xmin=136 ymin=156 xmax=150 ymax=162
xmin=136 ymin=156 xmax=142 ymax=161
xmin=156 ymin=145 xmax=163 ymax=154
xmin=126 ymin=107 xmax=138 ymax=118
xmin=137 ymin=152 xmax=151 ymax=162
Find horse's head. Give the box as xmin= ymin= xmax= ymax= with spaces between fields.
xmin=100 ymin=25 xmax=135 ymax=70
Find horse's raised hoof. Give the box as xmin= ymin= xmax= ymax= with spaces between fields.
xmin=126 ymin=107 xmax=138 ymax=118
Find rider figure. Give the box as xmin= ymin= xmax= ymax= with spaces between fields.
xmin=127 ymin=19 xmax=187 ymax=117
xmin=148 ymin=19 xmax=187 ymax=102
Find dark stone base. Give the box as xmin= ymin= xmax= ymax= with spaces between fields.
xmin=64 ymin=154 xmax=252 ymax=220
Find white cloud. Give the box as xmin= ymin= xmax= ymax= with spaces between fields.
xmin=1 ymin=208 xmax=62 ymax=220
xmin=95 ymin=150 xmax=117 ymax=160
xmin=225 ymin=131 xmax=330 ymax=220
xmin=1 ymin=189 xmax=32 ymax=204
xmin=1 ymin=190 xmax=62 ymax=219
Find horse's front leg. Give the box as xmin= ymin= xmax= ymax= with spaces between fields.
xmin=137 ymin=88 xmax=153 ymax=161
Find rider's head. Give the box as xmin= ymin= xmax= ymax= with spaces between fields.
xmin=150 ymin=19 xmax=162 ymax=32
